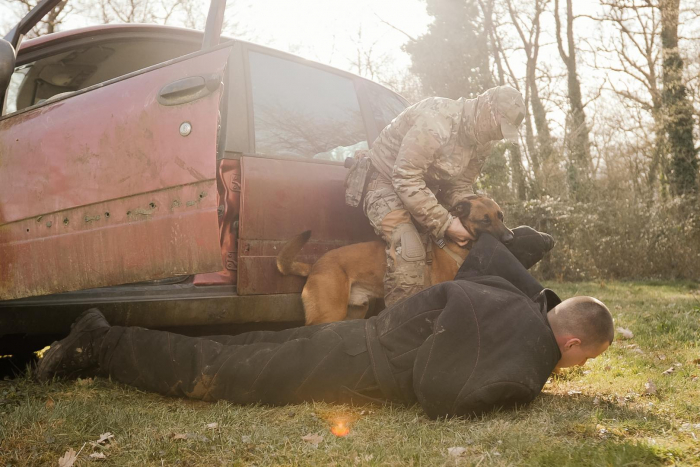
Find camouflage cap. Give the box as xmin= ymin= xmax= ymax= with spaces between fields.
xmin=494 ymin=85 xmax=525 ymax=144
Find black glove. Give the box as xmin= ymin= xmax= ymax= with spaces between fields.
xmin=505 ymin=226 xmax=555 ymax=269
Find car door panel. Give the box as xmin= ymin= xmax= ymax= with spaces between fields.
xmin=237 ymin=156 xmax=375 ymax=295
xmin=0 ymin=46 xmax=231 ymax=300
xmin=236 ymin=49 xmax=379 ymax=296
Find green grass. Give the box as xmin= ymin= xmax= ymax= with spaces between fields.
xmin=1 ymin=281 xmax=699 ymax=466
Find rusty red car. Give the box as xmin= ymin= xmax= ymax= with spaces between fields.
xmin=0 ymin=0 xmax=408 ymax=355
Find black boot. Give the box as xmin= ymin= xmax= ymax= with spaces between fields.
xmin=35 ymin=308 xmax=110 ymax=382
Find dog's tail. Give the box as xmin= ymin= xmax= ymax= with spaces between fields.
xmin=277 ymin=230 xmax=312 ymax=277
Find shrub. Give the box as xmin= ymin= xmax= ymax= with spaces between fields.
xmin=504 ymin=195 xmax=700 ymax=281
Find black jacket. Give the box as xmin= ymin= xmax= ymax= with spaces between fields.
xmin=368 ymin=232 xmax=561 ymax=418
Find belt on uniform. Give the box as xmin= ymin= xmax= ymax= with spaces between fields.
xmin=364 ymin=318 xmax=409 ymax=405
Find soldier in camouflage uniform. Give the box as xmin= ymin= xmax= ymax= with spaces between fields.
xmin=364 ymin=85 xmax=526 ymax=306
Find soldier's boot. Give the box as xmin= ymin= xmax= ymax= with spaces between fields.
xmin=35 ymin=308 xmax=110 ymax=382
xmin=384 ymin=222 xmax=427 ymax=307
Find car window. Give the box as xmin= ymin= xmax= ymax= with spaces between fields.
xmin=364 ymin=81 xmax=409 ymax=132
xmin=248 ymin=51 xmax=368 ymax=162
xmin=3 ymin=38 xmax=199 ymax=116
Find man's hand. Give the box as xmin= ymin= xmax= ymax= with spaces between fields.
xmin=445 ymin=217 xmax=475 ymax=246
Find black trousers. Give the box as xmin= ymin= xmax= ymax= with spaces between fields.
xmin=97 ymin=319 xmax=380 ymax=406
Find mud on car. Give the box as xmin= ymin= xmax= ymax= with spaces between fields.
xmin=0 ymin=0 xmax=408 ymax=355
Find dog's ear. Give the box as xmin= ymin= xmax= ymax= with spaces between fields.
xmin=451 ymin=200 xmax=472 ymax=218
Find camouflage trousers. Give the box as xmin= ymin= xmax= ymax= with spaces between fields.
xmin=364 ymin=175 xmax=427 ymax=307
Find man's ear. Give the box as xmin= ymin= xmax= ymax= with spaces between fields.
xmin=451 ymin=200 xmax=472 ymax=218
xmin=563 ymin=337 xmax=582 ymax=351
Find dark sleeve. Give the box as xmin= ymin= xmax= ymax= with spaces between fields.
xmin=412 ymin=285 xmax=536 ymax=419
xmin=454 ymin=232 xmax=546 ymax=299
xmin=504 ymin=226 xmax=555 ymax=269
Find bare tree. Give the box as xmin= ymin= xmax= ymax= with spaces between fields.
xmin=659 ymin=0 xmax=698 ymax=194
xmin=5 ymin=0 xmax=71 ymax=37
xmin=482 ymin=0 xmax=527 ymax=200
xmin=346 ymin=26 xmax=395 ymax=84
xmin=599 ymin=0 xmax=665 ymax=191
xmin=554 ymin=0 xmax=593 ymax=200
xmin=506 ymin=0 xmax=552 ymax=196
xmin=94 ymin=0 xmax=205 ymax=27
xmin=599 ymin=0 xmax=698 ymax=195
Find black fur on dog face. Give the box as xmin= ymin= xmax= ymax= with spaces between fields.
xmin=451 ymin=196 xmax=514 ymax=244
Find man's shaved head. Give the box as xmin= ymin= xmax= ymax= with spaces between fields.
xmin=548 ymin=296 xmax=614 ymax=347
xmin=548 ymin=296 xmax=614 ymax=369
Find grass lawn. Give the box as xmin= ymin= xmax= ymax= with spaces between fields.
xmin=1 ymin=281 xmax=699 ymax=466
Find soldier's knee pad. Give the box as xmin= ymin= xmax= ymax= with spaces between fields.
xmin=391 ymin=223 xmax=425 ymax=264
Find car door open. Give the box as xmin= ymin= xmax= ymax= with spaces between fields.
xmin=0 ymin=44 xmax=232 ymax=300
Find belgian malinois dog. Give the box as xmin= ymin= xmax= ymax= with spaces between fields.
xmin=277 ymin=195 xmax=513 ymax=325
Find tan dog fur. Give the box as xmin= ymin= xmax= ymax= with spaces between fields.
xmin=277 ymin=196 xmax=513 ymax=325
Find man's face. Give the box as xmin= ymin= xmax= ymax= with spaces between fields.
xmin=555 ymin=339 xmax=610 ymax=371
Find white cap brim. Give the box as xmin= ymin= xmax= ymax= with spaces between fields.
xmin=501 ymin=120 xmax=519 ymax=144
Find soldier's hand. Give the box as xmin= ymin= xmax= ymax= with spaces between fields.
xmin=446 ymin=217 xmax=475 ymax=246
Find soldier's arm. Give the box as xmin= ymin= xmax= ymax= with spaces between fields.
xmin=440 ymin=142 xmax=492 ymax=210
xmin=392 ymin=113 xmax=453 ymax=239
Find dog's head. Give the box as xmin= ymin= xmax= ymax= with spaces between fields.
xmin=451 ymin=195 xmax=514 ymax=244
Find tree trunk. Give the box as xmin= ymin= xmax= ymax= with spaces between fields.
xmin=476 ymin=0 xmax=495 ymax=90
xmin=528 ymin=64 xmax=553 ymax=171
xmin=45 ymin=1 xmax=68 ymax=34
xmin=659 ymin=0 xmax=698 ymax=195
xmin=480 ymin=0 xmax=527 ymax=200
xmin=555 ymin=0 xmax=592 ymax=201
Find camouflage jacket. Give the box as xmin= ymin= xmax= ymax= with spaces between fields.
xmin=368 ymin=91 xmax=503 ymax=239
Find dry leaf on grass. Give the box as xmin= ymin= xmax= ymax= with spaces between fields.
xmin=94 ymin=433 xmax=114 ymax=446
xmin=301 ymin=433 xmax=323 ymax=448
xmin=58 ymin=448 xmax=77 ymax=467
xmin=241 ymin=435 xmax=252 ymax=443
xmin=172 ymin=433 xmax=188 ymax=440
xmin=89 ymin=452 xmax=106 ymax=460
xmin=662 ymin=367 xmax=675 ymax=375
xmin=692 ymin=358 xmax=700 ymax=365
xmin=616 ymin=327 xmax=634 ymax=339
xmin=568 ymin=390 xmax=583 ymax=395
xmin=448 ymin=447 xmax=467 ymax=457
xmin=45 ymin=397 xmax=55 ymax=410
xmin=644 ymin=380 xmax=658 ymax=395
xmin=206 ymin=422 xmax=218 ymax=429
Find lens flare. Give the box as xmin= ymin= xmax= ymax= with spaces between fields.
xmin=330 ymin=420 xmax=350 ymax=437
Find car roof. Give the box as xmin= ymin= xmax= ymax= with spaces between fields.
xmin=17 ymin=23 xmax=409 ymax=103
xmin=18 ymin=23 xmax=205 ymax=53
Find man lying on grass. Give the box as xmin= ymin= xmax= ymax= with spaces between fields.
xmin=36 ymin=227 xmax=614 ymax=419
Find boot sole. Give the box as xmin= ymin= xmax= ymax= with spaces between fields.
xmin=35 ymin=309 xmax=109 ymax=382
